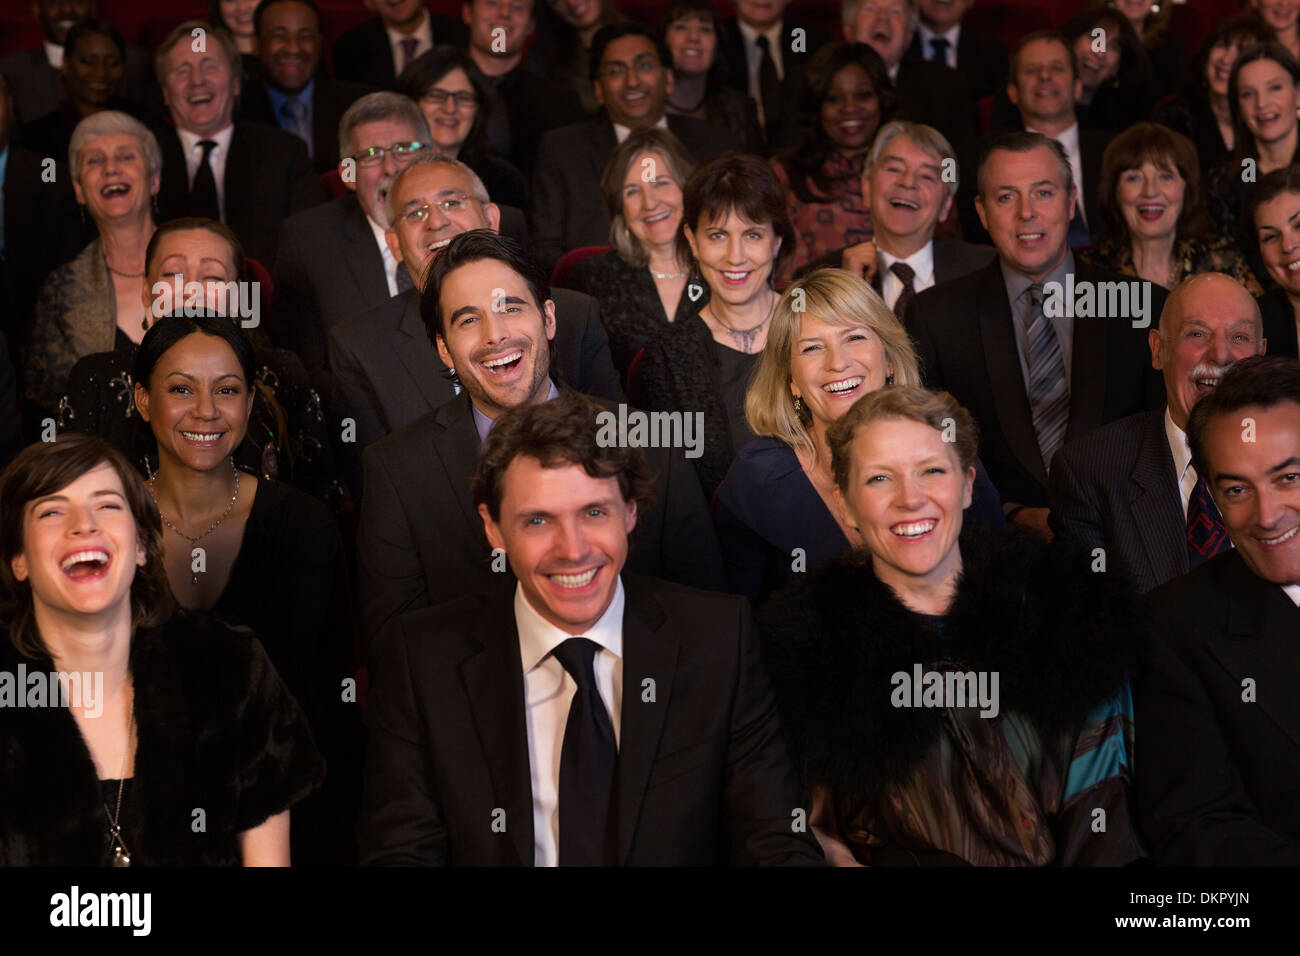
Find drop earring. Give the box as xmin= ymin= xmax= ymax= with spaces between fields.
xmin=793 ymin=395 xmax=803 ymax=417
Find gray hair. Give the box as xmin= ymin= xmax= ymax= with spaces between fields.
xmin=842 ymin=0 xmax=919 ymax=34
xmin=384 ymin=154 xmax=491 ymax=225
xmin=69 ymin=110 xmax=163 ymax=183
xmin=867 ymin=120 xmax=959 ymax=198
xmin=154 ymin=20 xmax=241 ymax=88
xmin=337 ymin=92 xmax=432 ymax=166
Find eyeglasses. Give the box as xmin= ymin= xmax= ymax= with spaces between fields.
xmin=351 ymin=141 xmax=429 ymax=167
xmin=422 ymin=89 xmax=478 ymax=109
xmin=601 ymin=59 xmax=661 ymax=79
xmin=400 ymin=194 xmax=482 ymax=224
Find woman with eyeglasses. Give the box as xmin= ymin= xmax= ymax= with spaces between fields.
xmin=395 ymin=45 xmax=528 ymax=210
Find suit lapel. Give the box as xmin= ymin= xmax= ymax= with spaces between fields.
xmin=1127 ymin=410 xmax=1187 ymax=585
xmin=459 ymin=597 xmax=535 ymax=865
xmin=157 ymin=127 xmax=189 ymax=217
xmin=225 ymin=126 xmax=252 ymax=230
xmin=343 ymin=198 xmax=391 ymax=303
xmin=614 ymin=577 xmax=676 ymax=865
xmin=431 ymin=395 xmax=487 ymax=539
xmin=978 ymin=264 xmax=1046 ymax=485
xmin=394 ymin=290 xmax=454 ymax=414
xmin=589 ymin=120 xmax=617 ymax=188
xmin=1066 ymin=265 xmax=1109 ymax=439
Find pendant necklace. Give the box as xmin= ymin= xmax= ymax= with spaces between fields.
xmin=148 ymin=458 xmax=241 ymax=584
xmin=707 ymin=293 xmax=775 ymax=353
xmin=104 ymin=711 xmax=135 ymax=867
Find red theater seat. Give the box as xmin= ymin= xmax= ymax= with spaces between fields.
xmin=551 ymin=245 xmax=610 ymax=289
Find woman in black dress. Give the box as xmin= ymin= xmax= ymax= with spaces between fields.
xmin=1245 ymin=166 xmax=1300 ymax=358
xmin=0 ymin=434 xmax=323 ymax=865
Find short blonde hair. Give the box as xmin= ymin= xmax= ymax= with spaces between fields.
xmin=746 ymin=268 xmax=922 ymax=456
xmin=600 ymin=128 xmax=696 ymax=267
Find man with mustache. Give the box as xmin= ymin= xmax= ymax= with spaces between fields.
xmin=1050 ymin=274 xmax=1267 ymax=593
xmin=238 ymin=0 xmax=373 ymax=173
xmin=356 ymin=230 xmax=724 ymax=654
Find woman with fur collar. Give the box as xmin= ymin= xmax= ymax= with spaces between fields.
xmin=760 ymin=386 xmax=1147 ymax=866
xmin=0 ymin=435 xmax=323 ymax=865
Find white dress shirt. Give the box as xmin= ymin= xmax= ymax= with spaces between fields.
xmin=177 ymin=124 xmax=235 ymax=223
xmin=917 ymin=23 xmax=961 ymax=69
xmin=1165 ymin=407 xmax=1195 ymax=518
xmin=738 ymin=19 xmax=785 ymax=128
xmin=878 ymin=242 xmax=936 ymax=313
xmin=515 ymin=578 xmax=625 ymax=868
xmin=44 ymin=40 xmax=63 ymax=69
xmin=1282 ymin=584 xmax=1300 ymax=607
xmin=366 ymin=213 xmax=401 ymax=297
xmin=386 ymin=10 xmax=433 ymax=74
xmin=613 ymin=114 xmax=669 ymax=143
xmin=1026 ymin=120 xmax=1086 ymax=227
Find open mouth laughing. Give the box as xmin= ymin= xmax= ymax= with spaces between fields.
xmin=60 ymin=548 xmax=111 ymax=580
xmin=891 ymin=519 xmax=937 ymax=540
xmin=481 ymin=349 xmax=524 ymax=377
xmin=822 ymin=376 xmax=864 ymax=397
xmin=548 ymin=566 xmax=600 ymax=590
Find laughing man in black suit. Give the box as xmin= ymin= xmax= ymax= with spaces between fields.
xmin=356 ymin=230 xmax=725 ymax=651
xmin=1138 ymin=355 xmax=1300 ymax=865
xmin=530 ymin=22 xmax=739 ymax=271
xmin=358 ymin=388 xmax=823 ymax=866
xmin=905 ymin=132 xmax=1163 ymax=538
xmin=1050 ymin=274 xmax=1266 ymax=593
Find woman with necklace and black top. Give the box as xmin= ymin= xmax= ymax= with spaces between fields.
xmin=0 ymin=434 xmax=324 ymax=865
xmin=631 ymin=152 xmax=794 ymax=500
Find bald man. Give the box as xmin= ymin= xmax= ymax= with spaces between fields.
xmin=1049 ymin=274 xmax=1267 ymax=593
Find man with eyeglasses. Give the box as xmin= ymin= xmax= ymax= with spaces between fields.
xmin=271 ymin=92 xmax=434 ymax=402
xmin=329 ymin=155 xmax=622 ymax=483
xmin=531 ymin=22 xmax=739 ymax=271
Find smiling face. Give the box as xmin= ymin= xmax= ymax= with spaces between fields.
xmin=621 ymin=150 xmax=683 ymax=251
xmin=384 ymin=162 xmax=499 ymax=285
xmin=365 ymin=0 xmax=426 ymax=30
xmin=1237 ymin=58 xmax=1300 ymax=147
xmin=1254 ymin=188 xmax=1300 ymax=297
xmin=1203 ymin=400 xmax=1300 ymax=586
xmin=976 ymin=144 xmax=1075 ymax=282
xmin=1007 ymin=37 xmax=1081 ymax=128
xmin=1116 ymin=157 xmax=1185 ymax=243
xmin=919 ymin=0 xmax=973 ymax=33
xmin=866 ymin=134 xmax=953 ymax=247
xmin=665 ymin=11 xmax=716 ymax=78
xmin=1252 ymin=0 xmax=1300 ymax=33
xmin=834 ymin=416 xmax=974 ymax=598
xmin=821 ymin=63 xmax=880 ymax=155
xmin=219 ymin=0 xmax=262 ymax=38
xmin=260 ymin=0 xmax=321 ymax=93
xmin=685 ymin=208 xmax=782 ymax=310
xmin=1152 ymin=275 xmax=1265 ymax=431
xmin=141 ymin=227 xmax=240 ymax=316
xmin=419 ymin=67 xmax=478 ymax=154
xmin=346 ymin=117 xmax=428 ymax=225
xmin=466 ymin=0 xmax=535 ymax=57
xmin=736 ymin=0 xmax=789 ymax=31
xmin=435 ymin=257 xmax=557 ymax=419
xmin=34 ymin=0 xmax=92 ymax=45
xmin=594 ymin=34 xmax=671 ymax=128
xmin=852 ymin=0 xmax=912 ymax=70
xmin=75 ymin=133 xmax=159 ymax=226
xmin=790 ymin=313 xmax=893 ymax=430
xmin=65 ymin=32 xmax=124 ymax=109
xmin=480 ymin=457 xmax=635 ymax=634
xmin=1073 ymin=28 xmax=1120 ymax=93
xmin=548 ymin=0 xmax=602 ymax=29
xmin=11 ymin=462 xmax=146 ymax=624
xmin=161 ymin=39 xmax=239 ymax=138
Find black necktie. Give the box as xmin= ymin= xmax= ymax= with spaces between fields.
xmin=189 ymin=139 xmax=220 ymax=221
xmin=755 ymin=34 xmax=782 ymax=136
xmin=552 ymin=637 xmax=616 ymax=866
xmin=929 ymin=36 xmax=951 ymax=66
xmin=890 ymin=261 xmax=916 ymax=320
xmin=1186 ymin=474 xmax=1231 ymax=568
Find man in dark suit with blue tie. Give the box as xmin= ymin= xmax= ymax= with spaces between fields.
xmin=905 ymin=0 xmax=1008 ymax=101
xmin=358 ymin=388 xmax=824 ymax=866
xmin=1050 ymin=274 xmax=1266 ymax=593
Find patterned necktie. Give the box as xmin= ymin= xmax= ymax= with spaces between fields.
xmin=890 ymin=261 xmax=916 ymax=320
xmin=399 ymin=36 xmax=419 ymax=72
xmin=189 ymin=139 xmax=220 ymax=221
xmin=1020 ymin=283 xmax=1070 ymax=472
xmin=1186 ymin=474 xmax=1231 ymax=568
xmin=929 ymin=36 xmax=951 ymax=66
xmin=394 ymin=261 xmax=414 ymax=293
xmin=551 ymin=637 xmax=616 ymax=866
xmin=281 ymin=98 xmax=312 ymax=156
xmin=755 ymin=34 xmax=782 ymax=134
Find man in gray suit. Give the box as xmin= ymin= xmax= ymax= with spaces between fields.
xmin=796 ymin=120 xmax=994 ymax=309
xmin=1050 ymin=274 xmax=1266 ymax=593
xmin=329 ymin=155 xmax=622 ymax=457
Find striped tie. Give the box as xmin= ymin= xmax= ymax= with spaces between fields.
xmin=1021 ymin=283 xmax=1070 ymax=472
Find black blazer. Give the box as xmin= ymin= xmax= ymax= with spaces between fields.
xmin=155 ymin=121 xmax=324 ymax=268
xmin=718 ymin=17 xmax=834 ymax=151
xmin=531 ymin=115 xmax=740 ymax=271
xmin=1138 ymin=550 xmax=1300 ymax=864
xmin=330 ymin=11 xmax=468 ymax=88
xmin=471 ymin=63 xmax=585 ymax=181
xmin=357 ymin=573 xmax=825 ymax=866
xmin=356 ymin=391 xmax=727 ymax=650
xmin=797 ymin=237 xmax=996 ymax=285
xmin=905 ymin=258 xmax=1164 ymax=508
xmin=905 ymin=25 xmax=1008 ymax=100
xmin=237 ymin=75 xmax=373 ymax=173
xmin=894 ymin=57 xmax=976 ymax=154
xmin=1258 ymin=286 xmax=1300 ymax=359
xmin=1048 ymin=408 xmax=1187 ymax=594
xmin=328 ymin=286 xmax=625 ymax=452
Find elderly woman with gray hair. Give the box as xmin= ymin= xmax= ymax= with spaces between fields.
xmin=26 ymin=110 xmax=162 ymax=423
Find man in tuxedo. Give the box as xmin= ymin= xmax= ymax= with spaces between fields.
xmin=330 ymin=155 xmax=623 ymax=456
xmin=718 ymin=0 xmax=832 ymax=151
xmin=1050 ymin=275 xmax=1266 ymax=593
xmin=530 ymin=23 xmax=739 ymax=271
xmin=331 ymin=0 xmax=467 ymax=88
xmin=846 ymin=0 xmax=975 ymax=154
xmin=956 ymin=30 xmax=1111 ymax=247
xmin=356 ymin=230 xmax=725 ymax=650
xmin=462 ymin=0 xmax=583 ymax=180
xmin=796 ymin=120 xmax=994 ymax=310
xmin=1138 ymin=355 xmax=1300 ymax=865
xmin=153 ymin=21 xmax=323 ymax=268
xmin=906 ymin=0 xmax=1008 ymax=101
xmin=905 ymin=132 xmax=1163 ymax=536
xmin=238 ymin=0 xmax=372 ymax=173
xmin=358 ymin=388 xmax=824 ymax=866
